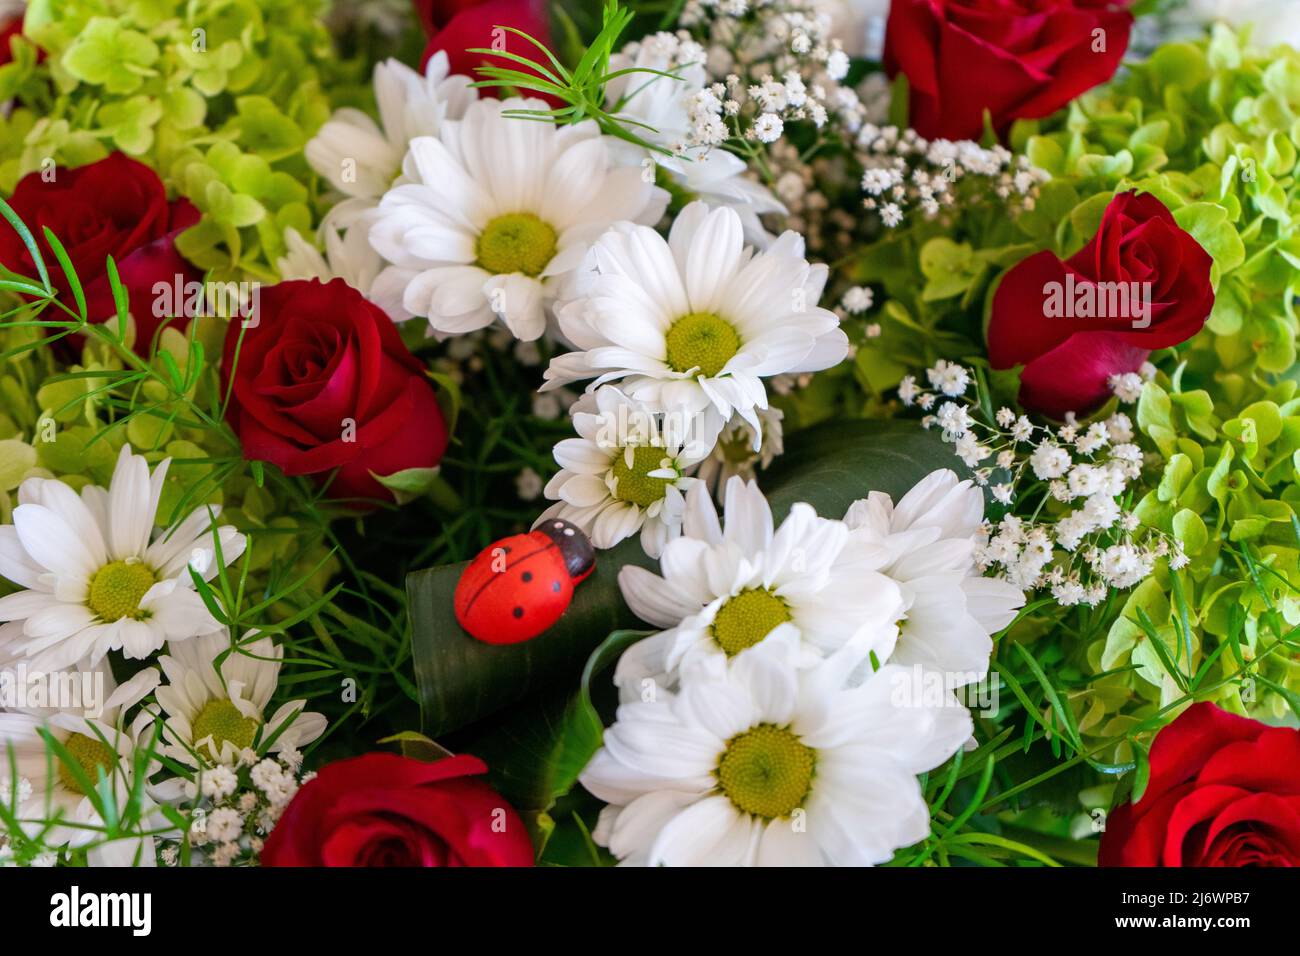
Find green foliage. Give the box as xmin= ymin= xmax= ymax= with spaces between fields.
xmin=1 ymin=0 xmax=360 ymax=279
xmin=471 ymin=0 xmax=679 ymax=155
xmin=995 ymin=27 xmax=1300 ymax=735
xmin=0 ymin=195 xmax=430 ymax=862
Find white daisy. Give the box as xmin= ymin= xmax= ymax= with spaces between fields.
xmin=535 ymin=386 xmax=719 ymax=558
xmin=580 ymin=630 xmax=971 ymax=866
xmin=0 ymin=666 xmax=164 ymax=866
xmin=279 ymin=217 xmax=383 ymax=296
xmin=305 ymin=52 xmax=477 ymax=213
xmin=614 ymin=476 xmax=903 ymax=697
xmin=0 ymin=446 xmax=246 ymax=672
xmin=277 ymin=212 xmax=408 ymax=320
xmin=151 ymin=630 xmax=326 ymax=770
xmin=542 ymin=202 xmax=847 ymax=447
xmin=840 ymin=469 xmax=1025 ymax=687
xmin=367 ymin=97 xmax=669 ymax=341
xmin=606 ymin=34 xmax=786 ymax=246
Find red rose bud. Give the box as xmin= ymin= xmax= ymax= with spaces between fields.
xmin=220 ymin=277 xmax=450 ymax=505
xmin=415 ymin=0 xmax=562 ymax=108
xmin=261 ymin=753 xmax=536 ymax=867
xmin=1100 ymin=703 xmax=1300 ymax=867
xmin=0 ymin=153 xmax=201 ymax=348
xmin=987 ymin=192 xmax=1213 ymax=418
xmin=885 ymin=0 xmax=1133 ymax=142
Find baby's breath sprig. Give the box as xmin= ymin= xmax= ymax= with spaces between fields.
xmin=857 ymin=126 xmax=1049 ymax=229
xmin=904 ymin=360 xmax=1185 ymax=606
xmin=161 ymin=749 xmax=313 ymax=867
xmin=678 ymin=0 xmax=864 ymax=152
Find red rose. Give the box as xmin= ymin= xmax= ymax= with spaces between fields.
xmin=0 ymin=153 xmax=201 ymax=348
xmin=987 ymin=192 xmax=1213 ymax=418
xmin=221 ymin=278 xmax=450 ymax=504
xmin=415 ymin=0 xmax=561 ymax=107
xmin=262 ymin=753 xmax=535 ymax=867
xmin=1100 ymin=703 xmax=1300 ymax=867
xmin=884 ymin=0 xmax=1133 ymax=142
xmin=1 ymin=14 xmax=20 ymax=66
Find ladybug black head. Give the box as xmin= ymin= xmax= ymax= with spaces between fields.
xmin=539 ymin=518 xmax=596 ymax=581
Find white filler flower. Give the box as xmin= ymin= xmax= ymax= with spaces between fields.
xmin=605 ymin=32 xmax=786 ymax=246
xmin=368 ymin=97 xmax=668 ymax=341
xmin=0 ymin=446 xmax=246 ymax=671
xmin=543 ymin=202 xmax=847 ymax=447
xmin=580 ymin=631 xmax=971 ymax=866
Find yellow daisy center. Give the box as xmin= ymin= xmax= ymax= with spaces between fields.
xmin=87 ymin=560 xmax=156 ymax=622
xmin=717 ymin=724 xmax=815 ymax=819
xmin=476 ymin=213 xmax=558 ymax=277
xmin=665 ymin=312 xmax=741 ymax=377
xmin=191 ymin=699 xmax=260 ymax=756
xmin=711 ymin=588 xmax=792 ymax=657
xmin=610 ymin=445 xmax=675 ymax=509
xmin=57 ymin=733 xmax=116 ymax=795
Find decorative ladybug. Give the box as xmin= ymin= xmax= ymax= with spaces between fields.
xmin=454 ymin=518 xmax=596 ymax=644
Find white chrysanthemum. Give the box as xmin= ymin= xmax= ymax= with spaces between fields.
xmin=1172 ymin=1 xmax=1300 ymax=50
xmin=0 ymin=446 xmax=246 ymax=672
xmin=305 ymin=52 xmax=477 ymax=210
xmin=368 ymin=97 xmax=669 ymax=341
xmin=278 ymin=214 xmax=396 ymax=314
xmin=840 ymin=470 xmax=1024 ymax=686
xmin=535 ymin=386 xmax=719 ymax=558
xmin=581 ymin=630 xmax=971 ymax=866
xmin=615 ymin=477 xmax=903 ymax=695
xmin=151 ymin=631 xmax=326 ymax=769
xmin=0 ymin=666 xmax=164 ymax=866
xmin=542 ymin=202 xmax=847 ymax=447
xmin=606 ymin=34 xmax=786 ymax=246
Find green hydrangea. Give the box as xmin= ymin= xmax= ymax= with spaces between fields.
xmin=818 ymin=26 xmax=1300 ymax=770
xmin=0 ymin=0 xmax=368 ymax=280
xmin=996 ymin=29 xmax=1296 ymax=727
xmin=1014 ymin=25 xmax=1300 ymax=385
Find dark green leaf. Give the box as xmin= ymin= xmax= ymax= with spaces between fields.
xmin=456 ymin=629 xmax=649 ymax=811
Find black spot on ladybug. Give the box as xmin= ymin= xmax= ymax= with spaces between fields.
xmin=502 ymin=546 xmax=511 ymax=554
xmin=512 ymin=606 xmax=524 ymax=619
xmin=522 ymin=571 xmax=533 ymax=582
xmin=552 ymin=581 xmax=561 ymax=593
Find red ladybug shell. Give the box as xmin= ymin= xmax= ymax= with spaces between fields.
xmin=454 ymin=519 xmax=595 ymax=645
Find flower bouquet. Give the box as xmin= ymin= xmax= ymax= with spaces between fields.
xmin=0 ymin=0 xmax=1298 ymax=873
